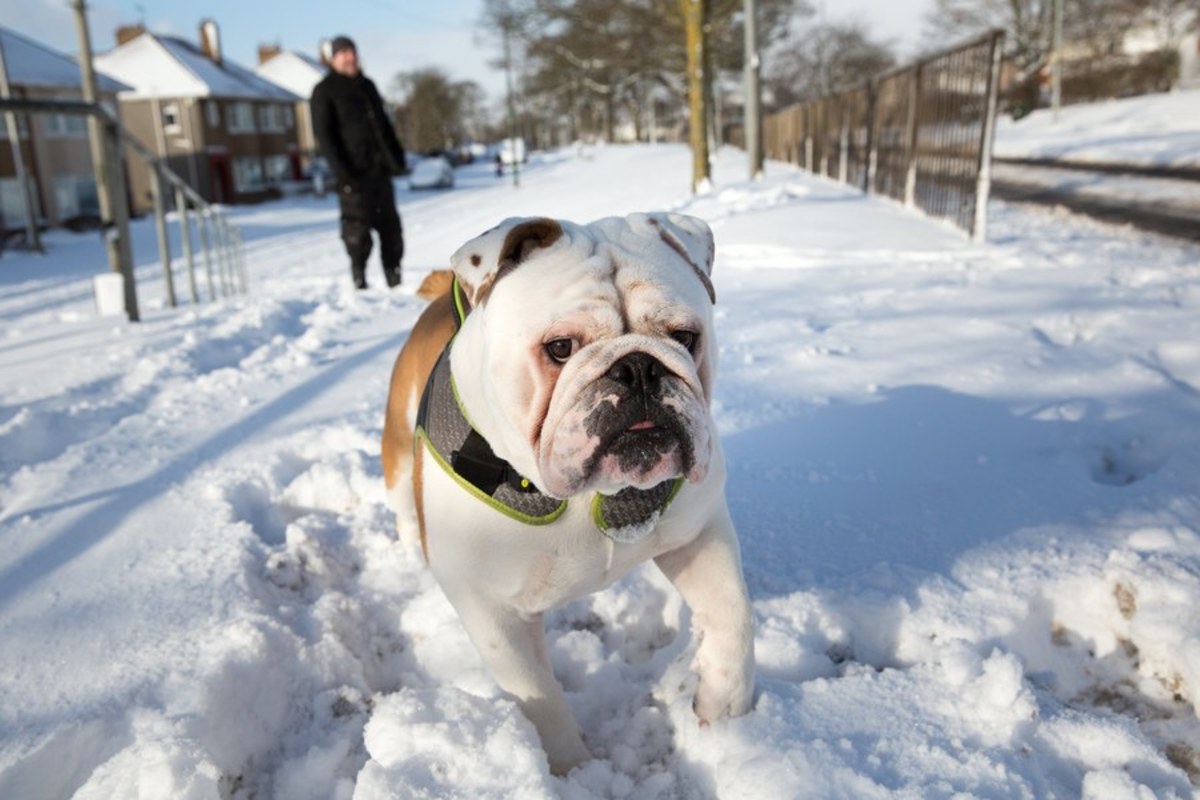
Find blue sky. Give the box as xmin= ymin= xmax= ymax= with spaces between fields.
xmin=8 ymin=0 xmax=930 ymax=105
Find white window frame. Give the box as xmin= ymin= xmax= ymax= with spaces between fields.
xmin=44 ymin=113 xmax=89 ymax=138
xmin=0 ymin=114 xmax=29 ymax=139
xmin=0 ymin=177 xmax=40 ymax=225
xmin=228 ymin=102 xmax=256 ymax=134
xmin=264 ymin=154 xmax=290 ymax=184
xmin=53 ymin=174 xmax=99 ymax=219
xmin=258 ymin=104 xmax=287 ymax=133
xmin=232 ymin=156 xmax=265 ymax=193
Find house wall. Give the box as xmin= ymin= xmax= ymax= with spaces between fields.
xmin=1 ymin=86 xmax=123 ymax=229
xmin=117 ymin=94 xmax=303 ymax=213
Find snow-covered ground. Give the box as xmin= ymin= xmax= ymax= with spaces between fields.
xmin=2 ymin=142 xmax=1199 ymax=799
xmin=994 ymin=87 xmax=1200 ymax=167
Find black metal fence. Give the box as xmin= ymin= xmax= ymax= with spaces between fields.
xmin=0 ymin=96 xmax=246 ymax=322
xmin=764 ymin=30 xmax=1004 ymax=241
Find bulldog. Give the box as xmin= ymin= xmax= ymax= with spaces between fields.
xmin=380 ymin=213 xmax=754 ymax=774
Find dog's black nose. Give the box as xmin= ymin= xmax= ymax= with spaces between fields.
xmin=607 ymin=352 xmax=664 ymax=395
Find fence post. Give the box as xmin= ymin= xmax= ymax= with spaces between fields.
xmin=838 ymin=101 xmax=849 ymax=184
xmin=864 ymin=80 xmax=878 ymax=194
xmin=903 ymin=63 xmax=924 ymax=209
xmin=175 ymin=187 xmax=199 ymax=303
xmin=235 ymin=228 xmax=248 ymax=294
xmin=198 ymin=208 xmax=216 ymax=301
xmin=972 ymin=31 xmax=1004 ymax=243
xmin=149 ymin=166 xmax=176 ymax=308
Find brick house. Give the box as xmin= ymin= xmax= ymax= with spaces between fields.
xmin=254 ymin=45 xmax=326 ymax=172
xmin=0 ymin=25 xmax=130 ymax=232
xmin=94 ymin=20 xmax=302 ymax=213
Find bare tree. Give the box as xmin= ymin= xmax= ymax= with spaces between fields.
xmin=764 ymin=20 xmax=896 ymax=108
xmin=390 ymin=69 xmax=485 ymax=154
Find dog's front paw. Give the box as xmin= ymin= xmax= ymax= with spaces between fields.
xmin=691 ymin=641 xmax=755 ymax=724
xmin=692 ymin=666 xmax=754 ymax=724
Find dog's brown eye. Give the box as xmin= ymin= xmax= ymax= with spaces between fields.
xmin=545 ymin=338 xmax=575 ymax=363
xmin=671 ymin=330 xmax=697 ymax=352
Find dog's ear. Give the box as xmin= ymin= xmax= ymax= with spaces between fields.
xmin=643 ymin=213 xmax=716 ymax=304
xmin=450 ymin=217 xmax=564 ymax=306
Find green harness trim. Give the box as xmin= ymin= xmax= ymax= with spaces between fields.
xmin=415 ymin=277 xmax=683 ymax=537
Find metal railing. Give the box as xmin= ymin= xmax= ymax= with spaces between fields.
xmin=0 ymin=96 xmax=246 ymax=320
xmin=764 ymin=30 xmax=1005 ymax=241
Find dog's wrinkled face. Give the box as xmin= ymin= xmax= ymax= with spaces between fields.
xmin=448 ymin=214 xmax=718 ymax=499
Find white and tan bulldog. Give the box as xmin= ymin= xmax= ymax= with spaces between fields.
xmin=381 ymin=213 xmax=754 ymax=773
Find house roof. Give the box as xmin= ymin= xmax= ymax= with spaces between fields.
xmin=94 ymin=32 xmax=299 ymax=101
xmin=0 ymin=26 xmax=130 ymax=93
xmin=255 ymin=51 xmax=326 ymax=99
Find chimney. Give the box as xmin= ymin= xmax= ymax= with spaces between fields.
xmin=258 ymin=43 xmax=282 ymax=65
xmin=198 ymin=18 xmax=222 ymax=65
xmin=115 ymin=24 xmax=145 ymax=47
xmin=318 ymin=38 xmax=332 ymax=67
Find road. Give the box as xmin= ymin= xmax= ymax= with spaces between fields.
xmin=991 ymin=158 xmax=1200 ymax=242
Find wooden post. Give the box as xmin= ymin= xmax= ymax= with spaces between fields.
xmin=681 ymin=0 xmax=710 ymax=192
xmin=743 ymin=0 xmax=763 ymax=180
xmin=73 ymin=0 xmax=139 ymax=321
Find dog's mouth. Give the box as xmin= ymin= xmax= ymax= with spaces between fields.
xmin=585 ymin=398 xmax=694 ymax=485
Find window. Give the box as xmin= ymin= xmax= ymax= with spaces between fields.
xmin=232 ymin=156 xmax=265 ymax=193
xmin=162 ymin=102 xmax=181 ymax=134
xmin=44 ymin=113 xmax=88 ymax=138
xmin=258 ymin=104 xmax=287 ymax=133
xmin=0 ymin=114 xmax=29 ymax=139
xmin=54 ymin=174 xmax=99 ymax=219
xmin=0 ymin=177 xmax=39 ymax=225
xmin=206 ymin=100 xmax=220 ymax=128
xmin=283 ymin=105 xmax=294 ymax=129
xmin=264 ymin=154 xmax=290 ymax=184
xmin=228 ymin=102 xmax=255 ymax=133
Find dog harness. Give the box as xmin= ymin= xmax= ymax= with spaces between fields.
xmin=414 ymin=278 xmax=683 ymax=541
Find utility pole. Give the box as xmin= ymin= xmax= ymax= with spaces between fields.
xmin=743 ymin=0 xmax=763 ymax=180
xmin=1051 ymin=0 xmax=1064 ymax=123
xmin=72 ymin=0 xmax=139 ymax=321
xmin=681 ymin=0 xmax=710 ymax=193
xmin=0 ymin=38 xmax=42 ymax=252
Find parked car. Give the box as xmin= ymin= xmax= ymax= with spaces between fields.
xmin=408 ymin=156 xmax=455 ymax=190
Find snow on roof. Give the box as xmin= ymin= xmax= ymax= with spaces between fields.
xmin=0 ymin=25 xmax=129 ymax=93
xmin=94 ymin=32 xmax=299 ymax=102
xmin=254 ymin=50 xmax=326 ymax=99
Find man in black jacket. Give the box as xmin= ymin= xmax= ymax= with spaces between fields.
xmin=311 ymin=36 xmax=407 ymax=289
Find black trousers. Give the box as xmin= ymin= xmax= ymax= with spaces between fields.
xmin=339 ymin=177 xmax=403 ymax=286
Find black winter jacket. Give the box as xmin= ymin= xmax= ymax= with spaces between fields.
xmin=311 ymin=71 xmax=407 ymax=187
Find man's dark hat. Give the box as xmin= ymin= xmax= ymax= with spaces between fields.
xmin=329 ymin=35 xmax=356 ymax=56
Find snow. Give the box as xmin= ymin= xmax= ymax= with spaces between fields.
xmin=255 ymin=52 xmax=325 ymax=101
xmin=994 ymin=88 xmax=1200 ymax=167
xmin=94 ymin=33 xmax=297 ymax=102
xmin=2 ymin=133 xmax=1200 ymax=798
xmin=0 ymin=25 xmax=128 ymax=93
